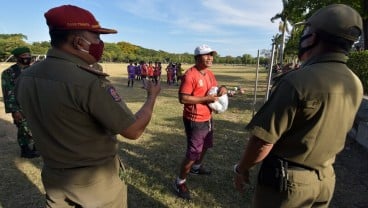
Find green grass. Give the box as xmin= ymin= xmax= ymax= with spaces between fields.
xmin=0 ymin=63 xmax=269 ymax=207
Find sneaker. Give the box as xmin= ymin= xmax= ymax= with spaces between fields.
xmin=172 ymin=180 xmax=191 ymax=200
xmin=190 ymin=166 xmax=211 ymax=175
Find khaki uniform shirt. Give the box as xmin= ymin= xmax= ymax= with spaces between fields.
xmin=16 ymin=49 xmax=135 ymax=168
xmin=247 ymin=53 xmax=363 ymax=170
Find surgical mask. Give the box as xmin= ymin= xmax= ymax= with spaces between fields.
xmin=80 ymin=37 xmax=104 ymax=62
xmin=18 ymin=57 xmax=31 ymax=66
xmin=298 ymin=33 xmax=318 ymax=60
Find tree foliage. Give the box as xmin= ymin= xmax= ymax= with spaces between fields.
xmin=0 ymin=33 xmax=266 ymax=65
xmin=0 ymin=34 xmax=28 ymax=59
xmin=348 ymin=51 xmax=368 ymax=94
xmin=278 ymin=0 xmax=367 ymax=61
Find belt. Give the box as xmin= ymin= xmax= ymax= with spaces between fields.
xmin=286 ymin=160 xmax=315 ymax=171
xmin=267 ymin=154 xmax=316 ymax=171
xmin=45 ymin=156 xmax=118 ymax=171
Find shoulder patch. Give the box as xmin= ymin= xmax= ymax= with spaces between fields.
xmin=77 ymin=65 xmax=109 ymax=76
xmin=107 ymin=86 xmax=122 ymax=102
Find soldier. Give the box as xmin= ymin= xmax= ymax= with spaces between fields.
xmin=233 ymin=4 xmax=363 ymax=208
xmin=16 ymin=5 xmax=160 ymax=207
xmin=1 ymin=46 xmax=39 ymax=158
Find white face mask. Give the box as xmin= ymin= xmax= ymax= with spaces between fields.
xmin=79 ymin=37 xmax=91 ymax=53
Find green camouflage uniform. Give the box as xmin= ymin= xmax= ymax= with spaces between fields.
xmin=1 ymin=64 xmax=33 ymax=147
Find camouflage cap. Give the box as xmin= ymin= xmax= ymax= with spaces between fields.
xmin=305 ymin=4 xmax=362 ymax=42
xmin=11 ymin=47 xmax=31 ymax=57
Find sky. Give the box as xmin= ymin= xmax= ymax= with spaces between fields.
xmin=0 ymin=0 xmax=283 ymax=57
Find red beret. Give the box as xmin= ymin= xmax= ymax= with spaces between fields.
xmin=44 ymin=5 xmax=117 ymax=34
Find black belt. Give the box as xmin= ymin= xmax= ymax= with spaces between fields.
xmin=267 ymin=154 xmax=315 ymax=171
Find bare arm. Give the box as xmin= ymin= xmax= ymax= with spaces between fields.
xmin=119 ymin=80 xmax=161 ymax=139
xmin=179 ymin=93 xmax=217 ymax=105
xmin=234 ymin=135 xmax=274 ymax=193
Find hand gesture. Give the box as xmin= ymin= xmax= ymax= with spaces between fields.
xmin=145 ymin=80 xmax=161 ymax=98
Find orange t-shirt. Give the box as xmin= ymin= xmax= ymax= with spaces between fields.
xmin=141 ymin=64 xmax=148 ymax=76
xmin=179 ymin=66 xmax=218 ymax=122
xmin=147 ymin=65 xmax=154 ymax=76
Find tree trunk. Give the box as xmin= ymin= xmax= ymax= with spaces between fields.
xmin=275 ymin=45 xmax=279 ymax=65
xmin=364 ymin=19 xmax=368 ymax=50
xmin=279 ymin=28 xmax=286 ymax=65
xmin=364 ymin=0 xmax=368 ymax=50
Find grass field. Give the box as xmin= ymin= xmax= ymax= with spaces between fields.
xmin=0 ymin=62 xmax=269 ymax=207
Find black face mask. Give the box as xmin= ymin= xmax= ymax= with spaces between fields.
xmin=18 ymin=57 xmax=32 ymax=66
xmin=298 ymin=33 xmax=319 ymax=60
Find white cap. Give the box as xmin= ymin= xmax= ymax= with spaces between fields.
xmin=194 ymin=44 xmax=217 ymax=56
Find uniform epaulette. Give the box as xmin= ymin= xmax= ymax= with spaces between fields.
xmin=272 ymin=69 xmax=297 ymax=82
xmin=77 ymin=65 xmax=109 ymax=77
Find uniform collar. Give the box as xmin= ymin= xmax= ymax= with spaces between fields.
xmin=46 ymin=48 xmax=90 ymax=66
xmin=301 ymin=52 xmax=348 ymax=68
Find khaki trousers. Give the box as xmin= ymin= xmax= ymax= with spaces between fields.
xmin=253 ymin=166 xmax=335 ymax=208
xmin=42 ymin=156 xmax=127 ymax=208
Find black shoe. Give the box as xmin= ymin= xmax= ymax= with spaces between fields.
xmin=190 ymin=166 xmax=211 ymax=175
xmin=21 ymin=145 xmax=40 ymax=159
xmin=173 ymin=180 xmax=191 ymax=200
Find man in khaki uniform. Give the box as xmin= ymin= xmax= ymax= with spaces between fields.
xmin=233 ymin=4 xmax=363 ymax=208
xmin=16 ymin=5 xmax=160 ymax=208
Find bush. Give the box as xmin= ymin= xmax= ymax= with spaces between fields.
xmin=348 ymin=51 xmax=368 ymax=94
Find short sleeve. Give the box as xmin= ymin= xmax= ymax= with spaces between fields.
xmin=246 ymin=80 xmax=299 ymax=144
xmin=86 ymin=78 xmax=136 ymax=134
xmin=208 ymin=71 xmax=218 ymax=87
xmin=180 ymin=73 xmax=195 ymax=95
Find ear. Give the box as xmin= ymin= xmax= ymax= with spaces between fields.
xmin=309 ymin=33 xmax=318 ymax=44
xmin=302 ymin=33 xmax=318 ymax=48
xmin=71 ymin=36 xmax=83 ymax=50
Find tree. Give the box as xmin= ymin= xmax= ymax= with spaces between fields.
xmin=362 ymin=0 xmax=368 ymax=50
xmin=1 ymin=33 xmax=258 ymax=65
xmin=241 ymin=54 xmax=253 ymax=65
xmin=0 ymin=34 xmax=29 ymax=60
xmin=30 ymin=41 xmax=50 ymax=55
xmin=271 ymin=34 xmax=283 ymax=65
xmin=279 ymin=0 xmax=368 ymax=51
xmin=271 ymin=0 xmax=293 ymax=65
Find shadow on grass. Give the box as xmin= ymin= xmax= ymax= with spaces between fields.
xmin=118 ymin=114 xmax=255 ymax=207
xmin=0 ymin=118 xmax=44 ymax=207
xmin=127 ymin=185 xmax=169 ymax=208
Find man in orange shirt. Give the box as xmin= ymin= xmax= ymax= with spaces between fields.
xmin=173 ymin=44 xmax=227 ymax=200
xmin=140 ymin=61 xmax=148 ymax=88
xmin=147 ymin=61 xmax=154 ymax=80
